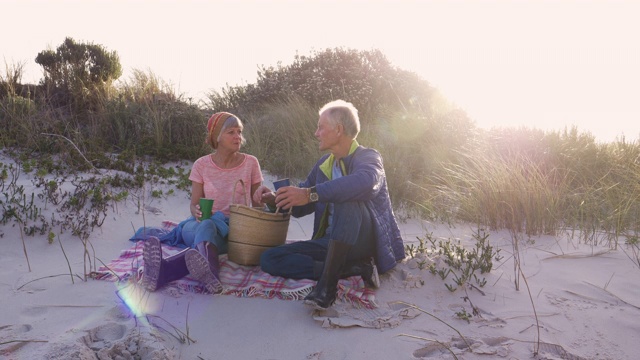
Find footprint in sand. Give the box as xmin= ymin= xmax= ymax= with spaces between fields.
xmin=537 ymin=342 xmax=589 ymax=360
xmin=19 ymin=305 xmax=47 ymax=317
xmin=0 ymin=324 xmax=33 ymax=334
xmin=412 ymin=337 xmax=589 ymax=360
xmin=45 ymin=323 xmax=174 ymax=360
xmin=82 ymin=322 xmax=127 ymax=351
xmin=413 ymin=336 xmax=511 ymax=358
xmin=545 ymin=293 xmax=598 ymax=311
xmin=81 ymin=322 xmax=175 ymax=360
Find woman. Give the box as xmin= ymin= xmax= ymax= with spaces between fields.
xmin=141 ymin=112 xmax=264 ymax=294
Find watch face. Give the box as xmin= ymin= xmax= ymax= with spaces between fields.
xmin=310 ymin=192 xmax=319 ymax=202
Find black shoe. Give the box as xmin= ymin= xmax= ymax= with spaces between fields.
xmin=303 ymin=283 xmax=339 ymax=310
xmin=359 ymin=259 xmax=380 ymax=288
xmin=341 ymin=258 xmax=380 ymax=288
xmin=303 ymin=240 xmax=350 ymax=310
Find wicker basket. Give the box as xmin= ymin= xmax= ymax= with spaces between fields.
xmin=228 ymin=180 xmax=291 ymax=266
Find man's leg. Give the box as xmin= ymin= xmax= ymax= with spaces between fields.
xmin=338 ymin=202 xmax=379 ymax=287
xmin=260 ymin=238 xmax=330 ymax=280
xmin=304 ymin=202 xmax=374 ymax=309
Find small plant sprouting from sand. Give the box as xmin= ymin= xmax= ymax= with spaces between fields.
xmin=407 ymin=229 xmax=501 ymax=293
xmin=454 ymin=308 xmax=472 ymax=324
xmin=516 ymin=260 xmax=541 ymax=356
xmin=404 ymin=229 xmax=503 ymax=330
xmin=508 ymin=228 xmax=523 ymax=291
xmin=1 ymin=161 xmax=49 ymax=271
xmin=55 ymin=231 xmax=76 ymax=284
xmin=622 ymin=234 xmax=640 ymax=269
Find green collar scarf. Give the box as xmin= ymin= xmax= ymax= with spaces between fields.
xmin=319 ymin=140 xmax=359 ymax=179
xmin=313 ymin=139 xmax=359 ymax=239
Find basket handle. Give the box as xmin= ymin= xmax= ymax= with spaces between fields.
xmin=233 ymin=178 xmax=292 ymax=215
xmin=232 ymin=179 xmax=249 ymax=206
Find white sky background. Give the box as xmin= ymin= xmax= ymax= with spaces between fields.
xmin=3 ymin=0 xmax=639 ymax=143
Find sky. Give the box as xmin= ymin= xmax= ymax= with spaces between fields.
xmin=3 ymin=0 xmax=639 ymax=143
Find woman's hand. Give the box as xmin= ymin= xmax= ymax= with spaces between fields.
xmin=191 ymin=181 xmax=205 ymax=221
xmin=253 ymin=185 xmax=274 ymax=205
xmin=191 ymin=203 xmax=202 ymax=221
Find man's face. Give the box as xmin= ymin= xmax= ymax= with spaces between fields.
xmin=315 ymin=112 xmax=340 ymax=152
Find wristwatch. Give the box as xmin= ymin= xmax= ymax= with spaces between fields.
xmin=308 ymin=186 xmax=319 ymax=203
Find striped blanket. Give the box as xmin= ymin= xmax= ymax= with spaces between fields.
xmin=92 ymin=221 xmax=377 ymax=308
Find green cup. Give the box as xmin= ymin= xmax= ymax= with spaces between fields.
xmin=199 ymin=198 xmax=214 ymax=220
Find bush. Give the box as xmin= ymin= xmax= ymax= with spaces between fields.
xmin=35 ymin=37 xmax=122 ymax=115
xmin=207 ymin=48 xmax=442 ymax=122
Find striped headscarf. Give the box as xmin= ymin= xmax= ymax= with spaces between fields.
xmin=206 ymin=112 xmax=236 ymax=149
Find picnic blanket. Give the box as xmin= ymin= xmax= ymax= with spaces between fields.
xmin=91 ymin=221 xmax=377 ymax=309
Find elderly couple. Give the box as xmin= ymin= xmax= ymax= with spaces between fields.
xmin=141 ymin=100 xmax=405 ymax=309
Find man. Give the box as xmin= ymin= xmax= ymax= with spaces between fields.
xmin=253 ymin=100 xmax=405 ymax=309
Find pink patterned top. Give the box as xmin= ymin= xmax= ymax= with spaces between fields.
xmin=189 ymin=154 xmax=263 ymax=217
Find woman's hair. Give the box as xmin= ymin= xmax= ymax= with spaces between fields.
xmin=319 ymin=99 xmax=360 ymax=139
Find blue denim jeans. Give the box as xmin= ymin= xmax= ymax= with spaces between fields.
xmin=181 ymin=218 xmax=228 ymax=254
xmin=260 ymin=201 xmax=374 ymax=280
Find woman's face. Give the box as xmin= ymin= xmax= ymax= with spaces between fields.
xmin=218 ymin=126 xmax=243 ymax=151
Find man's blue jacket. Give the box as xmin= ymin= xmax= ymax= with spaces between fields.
xmin=292 ymin=142 xmax=405 ymax=274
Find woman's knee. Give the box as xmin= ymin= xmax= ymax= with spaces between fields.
xmin=198 ymin=219 xmax=217 ymax=230
xmin=194 ymin=219 xmax=217 ymax=239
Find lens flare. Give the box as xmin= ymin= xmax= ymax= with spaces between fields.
xmin=115 ymin=281 xmax=159 ymax=319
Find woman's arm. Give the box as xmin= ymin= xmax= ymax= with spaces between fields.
xmin=190 ymin=181 xmax=205 ymax=219
xmin=250 ymin=181 xmax=263 ymax=207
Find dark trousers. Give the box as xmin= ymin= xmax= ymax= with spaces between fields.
xmin=260 ymin=202 xmax=374 ymax=280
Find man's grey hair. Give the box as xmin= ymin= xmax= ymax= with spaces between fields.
xmin=319 ymin=100 xmax=360 ymax=139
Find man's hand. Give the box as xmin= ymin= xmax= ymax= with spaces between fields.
xmin=275 ymin=186 xmax=310 ymax=210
